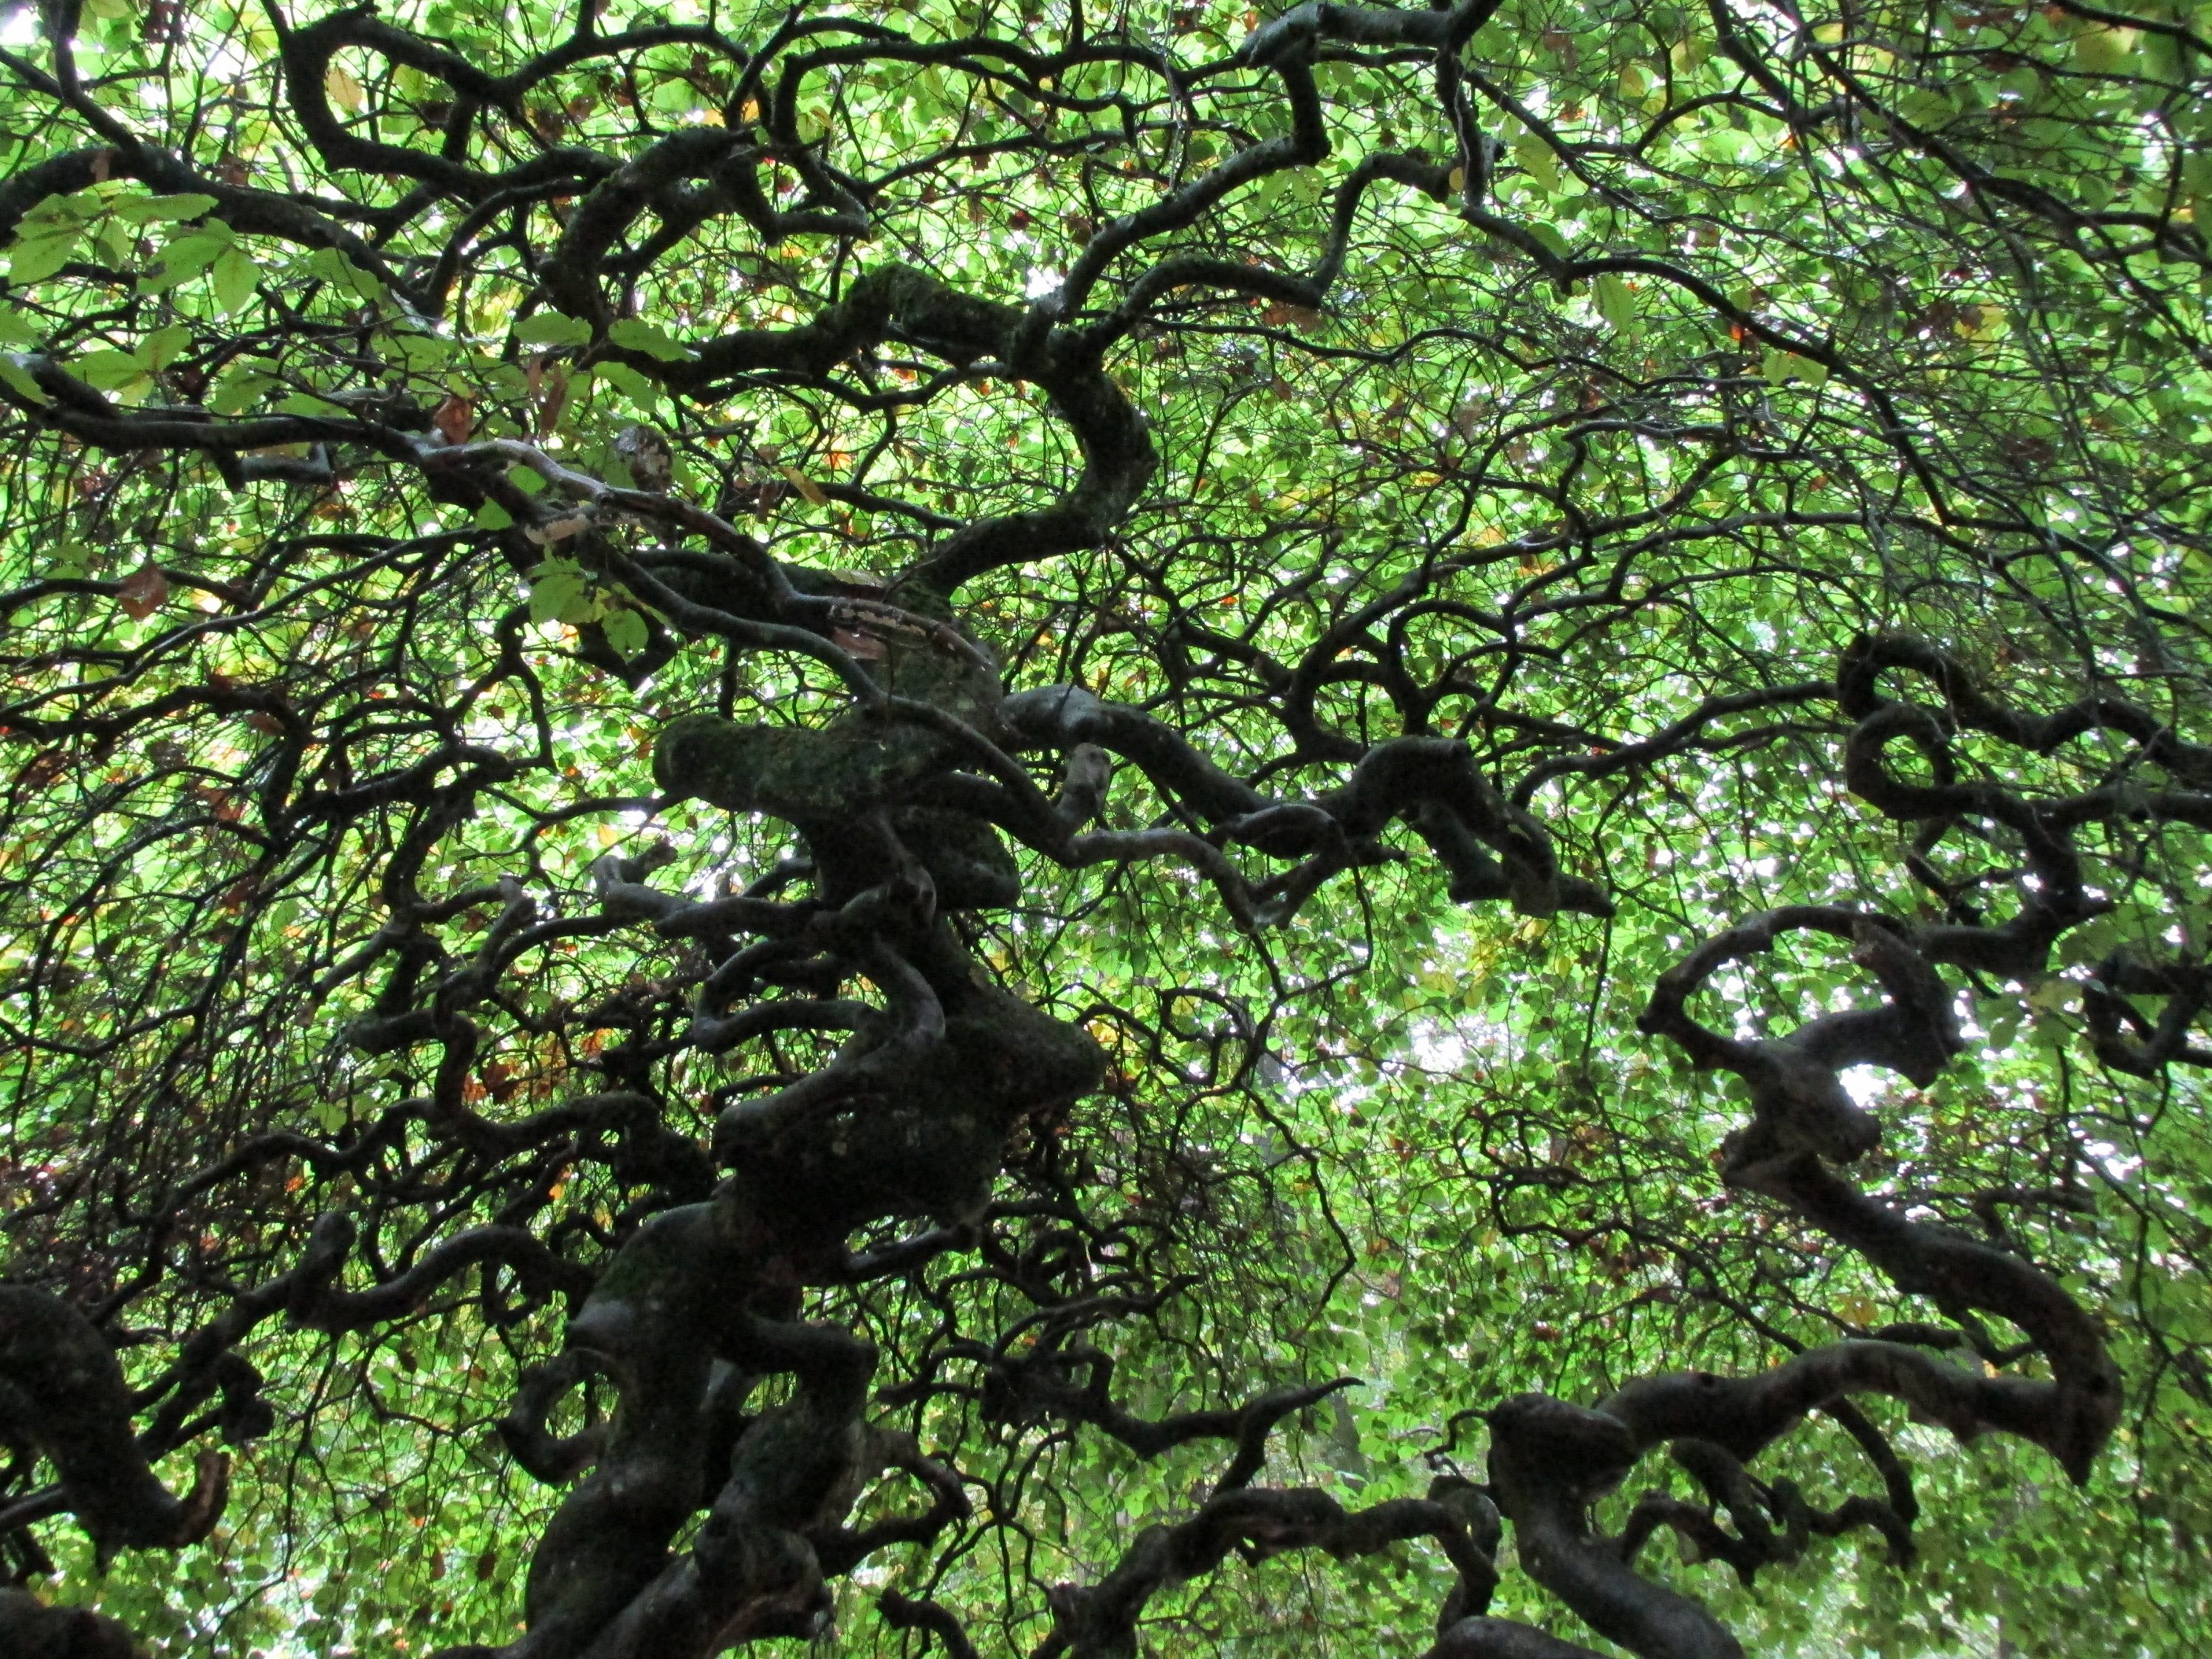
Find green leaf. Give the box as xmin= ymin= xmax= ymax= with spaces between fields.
xmin=207 ymin=367 xmax=276 ymax=414
xmin=601 ymin=607 xmax=648 ymax=658
xmin=594 ymin=360 xmax=661 ymax=408
xmin=141 ymin=325 xmax=192 ymax=372
xmin=2026 ymin=977 xmax=2077 ymax=1015
xmin=1896 ymin=88 xmax=1956 ymax=129
xmin=515 ymin=312 xmax=594 ymax=348
xmin=381 ymin=327 xmax=461 ymax=372
xmin=17 ymin=190 xmax=99 ymax=230
xmin=0 ymin=352 xmax=48 ymax=404
xmin=305 ymin=245 xmax=385 ymax=300
xmin=606 ymin=317 xmax=694 ymax=362
xmin=1525 ymin=221 xmax=1570 ymax=260
xmin=1762 ymin=348 xmax=1826 ymax=387
xmin=210 ymin=245 xmax=257 ymax=315
xmin=141 ymin=228 xmax=232 ymax=290
xmin=1593 ymin=272 xmax=1636 ymax=332
xmin=78 ymin=348 xmax=149 ymax=391
xmin=112 ymin=191 xmax=220 ymax=224
xmin=7 ymin=232 xmax=80 ymax=284
xmin=528 ymin=563 xmax=591 ymax=626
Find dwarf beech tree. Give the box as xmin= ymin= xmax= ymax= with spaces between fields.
xmin=1 ymin=0 xmax=2209 ymax=1652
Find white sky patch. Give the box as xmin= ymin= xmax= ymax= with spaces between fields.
xmin=1840 ymin=1063 xmax=1888 ymax=1109
xmin=205 ymin=36 xmax=250 ymax=80
xmin=1410 ymin=1025 xmax=1468 ymax=1071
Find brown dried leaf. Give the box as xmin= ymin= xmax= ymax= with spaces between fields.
xmin=528 ymin=515 xmax=590 ymax=545
xmin=535 ymin=365 xmax=571 ymax=439
xmin=431 ymin=394 xmax=474 ymax=445
xmin=117 ymin=560 xmax=168 ymax=620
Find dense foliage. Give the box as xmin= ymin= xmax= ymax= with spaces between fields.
xmin=1 ymin=0 xmax=2211 ymax=1652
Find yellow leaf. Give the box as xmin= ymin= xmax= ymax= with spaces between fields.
xmin=2072 ymin=24 xmax=2137 ymax=73
xmin=780 ymin=464 xmax=829 ymax=506
xmin=1512 ymin=131 xmax=1559 ymax=193
xmin=1446 ymin=165 xmax=1466 ymax=193
xmin=1957 ymin=303 xmax=2007 ymax=343
xmin=326 ymin=63 xmax=366 ymax=114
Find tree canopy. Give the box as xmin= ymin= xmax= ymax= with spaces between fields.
xmin=1 ymin=0 xmax=2210 ymax=1652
